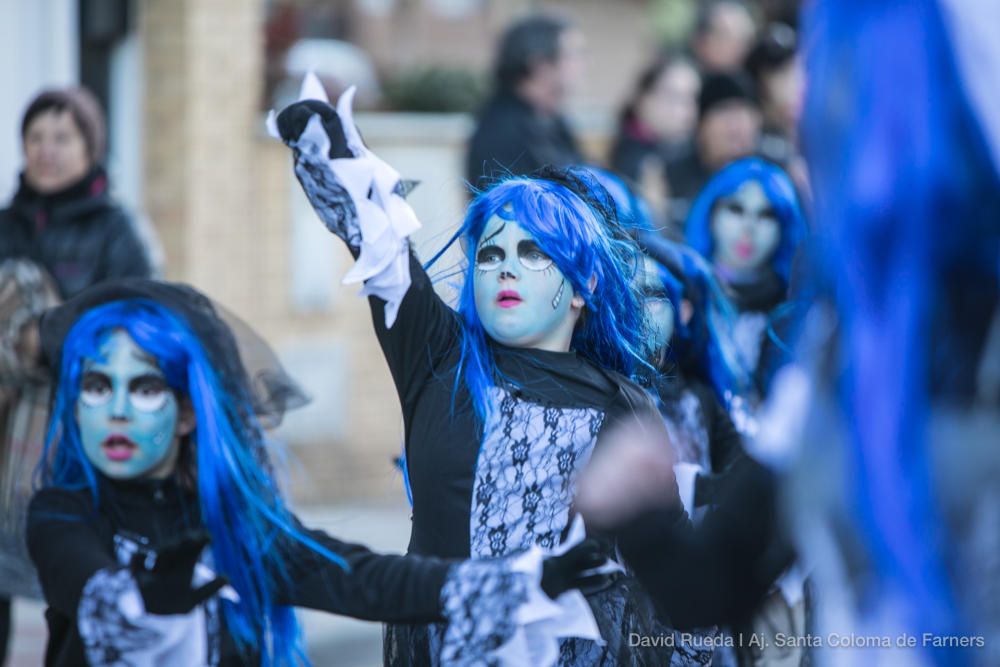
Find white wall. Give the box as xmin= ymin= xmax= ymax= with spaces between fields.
xmin=0 ymin=0 xmax=79 ymax=200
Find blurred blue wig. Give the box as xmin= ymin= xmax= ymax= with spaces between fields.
xmin=801 ymin=0 xmax=1000 ymax=658
xmin=685 ymin=158 xmax=805 ymax=285
xmin=585 ymin=167 xmax=750 ymax=403
xmin=40 ymin=299 xmax=345 ymax=666
xmin=428 ymin=168 xmax=650 ymax=422
xmin=644 ymin=235 xmax=751 ymax=405
xmin=584 ymin=166 xmax=657 ymax=234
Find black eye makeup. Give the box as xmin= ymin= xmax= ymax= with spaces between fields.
xmin=474 ymin=240 xmax=556 ymax=273
xmin=80 ymin=372 xmax=113 ymax=407
xmin=723 ymin=201 xmax=746 ymax=216
xmin=758 ymin=208 xmax=779 ymax=225
xmin=517 ymin=241 xmax=554 ymax=272
xmin=475 ymin=245 xmax=505 ymax=272
xmin=642 ymin=287 xmax=670 ymax=301
xmin=129 ymin=374 xmax=169 ymax=395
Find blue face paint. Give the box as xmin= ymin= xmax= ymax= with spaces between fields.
xmin=78 ymin=330 xmax=182 ymax=480
xmin=637 ymin=256 xmax=675 ymax=356
xmin=472 ymin=215 xmax=580 ymax=351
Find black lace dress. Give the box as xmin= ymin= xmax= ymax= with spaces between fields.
xmin=373 ymin=254 xmax=708 ymax=666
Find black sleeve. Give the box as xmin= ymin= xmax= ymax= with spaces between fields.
xmin=26 ymin=488 xmax=117 ymax=617
xmin=614 ymin=458 xmax=794 ymax=630
xmin=369 ymin=251 xmax=462 ymax=411
xmin=694 ymin=387 xmax=750 ymax=507
xmin=98 ymin=210 xmax=154 ymax=281
xmin=277 ymin=523 xmax=452 ymax=623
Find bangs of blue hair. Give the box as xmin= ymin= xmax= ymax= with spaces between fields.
xmin=39 ymin=299 xmax=346 ymax=666
xmin=685 ymin=158 xmax=805 ymax=285
xmin=430 ymin=172 xmax=651 ymax=422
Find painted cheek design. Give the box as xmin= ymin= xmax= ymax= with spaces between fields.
xmin=551 ymin=279 xmax=566 ymax=310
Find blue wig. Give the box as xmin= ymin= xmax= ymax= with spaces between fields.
xmin=645 ymin=235 xmax=751 ymax=405
xmin=583 ymin=167 xmax=657 ymax=234
xmin=39 ymin=299 xmax=346 ymax=666
xmin=428 ymin=169 xmax=651 ymax=422
xmin=685 ymin=158 xmax=805 ymax=285
xmin=585 ymin=168 xmax=751 ymax=405
xmin=801 ymin=0 xmax=1000 ymax=658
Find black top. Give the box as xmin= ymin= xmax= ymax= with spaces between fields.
xmin=371 ymin=253 xmax=682 ymax=559
xmin=27 ymin=475 xmax=451 ymax=666
xmin=613 ymin=456 xmax=794 ymax=630
xmin=374 ymin=254 xmax=698 ymax=665
xmin=724 ymin=268 xmax=787 ymax=315
xmin=0 ymin=168 xmax=152 ymax=298
xmin=465 ymin=90 xmax=584 ymax=192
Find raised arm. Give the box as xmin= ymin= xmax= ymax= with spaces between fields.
xmin=272 ymin=84 xmax=462 ymax=407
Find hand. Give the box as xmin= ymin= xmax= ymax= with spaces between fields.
xmin=540 ymin=538 xmax=615 ymax=600
xmin=575 ymin=414 xmax=678 ymax=530
xmin=276 ymin=99 xmax=352 ymax=159
xmin=131 ymin=530 xmax=228 ymax=615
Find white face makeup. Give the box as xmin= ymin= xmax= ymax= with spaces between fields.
xmin=77 ymin=330 xmax=185 ymax=480
xmin=637 ymin=257 xmax=675 ymax=357
xmin=472 ymin=215 xmax=583 ymax=351
xmin=710 ymin=179 xmax=781 ymax=273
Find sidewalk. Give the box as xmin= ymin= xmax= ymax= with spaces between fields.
xmin=8 ymin=500 xmax=412 ymax=667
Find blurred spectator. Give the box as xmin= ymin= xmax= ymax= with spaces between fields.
xmin=0 ymin=87 xmax=154 ymax=660
xmin=465 ymin=14 xmax=586 ymax=192
xmin=610 ymin=54 xmax=700 ymax=188
xmin=745 ymin=23 xmax=802 ymax=167
xmin=664 ymin=72 xmax=762 ymax=232
xmin=691 ymin=0 xmax=757 ymax=74
xmin=0 ymin=87 xmax=153 ymax=298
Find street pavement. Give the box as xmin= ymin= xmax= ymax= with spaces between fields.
xmin=7 ymin=500 xmax=413 ymax=667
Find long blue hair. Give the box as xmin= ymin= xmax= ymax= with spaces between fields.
xmin=584 ymin=167 xmax=750 ymax=403
xmin=685 ymin=157 xmax=805 ymax=285
xmin=39 ymin=299 xmax=346 ymax=665
xmin=638 ymin=233 xmax=750 ymax=404
xmin=428 ymin=169 xmax=650 ymax=422
xmin=801 ymin=0 xmax=1000 ymax=660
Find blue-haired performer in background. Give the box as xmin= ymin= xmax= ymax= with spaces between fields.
xmin=684 ymin=157 xmax=805 ymax=396
xmin=578 ymin=0 xmax=1000 ymax=665
xmin=272 ymin=78 xmax=711 ymax=666
xmin=27 ymin=280 xmax=607 ymax=667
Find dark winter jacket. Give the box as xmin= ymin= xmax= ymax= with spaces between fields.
xmin=0 ymin=168 xmax=152 ymax=298
xmin=465 ymin=90 xmax=583 ymax=192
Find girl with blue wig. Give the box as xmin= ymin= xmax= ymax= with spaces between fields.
xmin=585 ymin=167 xmax=752 ymax=505
xmin=272 ymin=80 xmax=706 ymax=666
xmin=26 ymin=279 xmax=607 ymax=666
xmin=684 ymin=157 xmax=805 ymax=391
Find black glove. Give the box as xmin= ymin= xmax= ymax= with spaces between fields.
xmin=131 ymin=529 xmax=228 ymax=615
xmin=540 ymin=538 xmax=616 ymax=600
xmin=276 ymin=99 xmax=352 ymax=159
